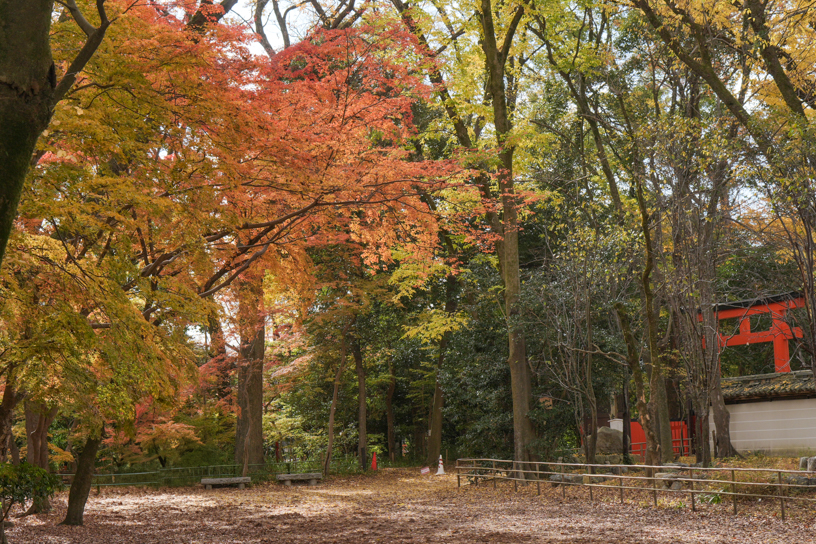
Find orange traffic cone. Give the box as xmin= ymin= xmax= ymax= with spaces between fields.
xmin=436 ymin=454 xmax=445 ymax=475
xmin=371 ymin=452 xmax=378 ymax=471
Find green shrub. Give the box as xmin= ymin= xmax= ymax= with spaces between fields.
xmin=0 ymin=462 xmax=61 ymax=543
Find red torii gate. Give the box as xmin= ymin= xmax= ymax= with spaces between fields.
xmin=703 ymin=292 xmax=805 ymax=373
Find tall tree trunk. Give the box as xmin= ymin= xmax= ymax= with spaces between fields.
xmin=235 ymin=326 xmax=264 ymax=467
xmin=8 ymin=434 xmax=19 ymax=465
xmin=0 ymin=369 xmax=24 ymax=462
xmin=480 ymin=0 xmax=538 ymax=473
xmin=616 ymin=304 xmax=660 ymax=469
xmin=710 ymin=375 xmax=738 ymax=457
xmin=235 ymin=282 xmax=265 ymax=467
xmin=426 ymin=379 xmax=444 ymax=467
xmin=207 ymin=315 xmax=232 ymax=401
xmin=393 ymin=0 xmax=536 ymax=471
xmin=583 ymin=288 xmax=598 ymax=468
xmin=386 ymin=360 xmax=396 ymax=462
xmin=353 ymin=339 xmax=367 ymax=472
xmin=692 ymin=396 xmax=711 ymax=466
xmin=324 ymin=318 xmax=353 ymax=475
xmin=0 ymin=1 xmax=57 ymax=267
xmin=632 ymin=174 xmax=673 ymax=463
xmin=23 ymin=402 xmax=57 ymax=514
xmin=622 ymin=368 xmax=632 ymax=463
xmin=60 ymin=433 xmax=102 ymax=526
xmin=426 ymin=275 xmax=458 ymax=467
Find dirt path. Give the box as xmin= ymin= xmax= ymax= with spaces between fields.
xmin=8 ymin=468 xmax=815 ymax=543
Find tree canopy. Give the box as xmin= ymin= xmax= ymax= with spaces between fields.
xmin=1 ymin=0 xmax=816 ymax=528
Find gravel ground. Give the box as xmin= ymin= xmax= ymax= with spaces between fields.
xmin=8 ymin=468 xmax=816 ymax=543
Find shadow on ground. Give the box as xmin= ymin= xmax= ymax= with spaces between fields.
xmin=8 ymin=468 xmax=814 ymax=543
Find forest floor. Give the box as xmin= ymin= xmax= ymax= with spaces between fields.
xmin=7 ymin=466 xmax=816 ymax=543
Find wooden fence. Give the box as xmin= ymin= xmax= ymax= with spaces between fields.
xmin=455 ymin=458 xmax=816 ymax=521
xmin=58 ymin=457 xmax=360 ymax=488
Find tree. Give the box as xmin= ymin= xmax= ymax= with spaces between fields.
xmin=629 ymin=0 xmax=816 ymax=381
xmin=0 ymin=462 xmax=59 ymax=543
xmin=392 ymin=0 xmax=541 ymax=473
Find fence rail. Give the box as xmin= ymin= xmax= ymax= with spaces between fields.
xmin=57 ymin=458 xmax=360 ymax=488
xmin=455 ymin=458 xmax=816 ymax=521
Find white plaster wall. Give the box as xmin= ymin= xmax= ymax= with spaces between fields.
xmin=710 ymin=398 xmax=816 ymax=454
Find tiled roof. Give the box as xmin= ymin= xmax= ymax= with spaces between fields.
xmin=721 ymin=370 xmax=816 ymax=403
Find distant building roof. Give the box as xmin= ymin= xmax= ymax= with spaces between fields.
xmin=722 ymin=370 xmax=815 ymax=403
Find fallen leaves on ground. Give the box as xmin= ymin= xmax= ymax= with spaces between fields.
xmin=7 ymin=468 xmax=816 ymax=543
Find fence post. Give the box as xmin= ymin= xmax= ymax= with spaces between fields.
xmin=731 ymin=469 xmax=737 ymax=515
xmin=690 ymin=473 xmax=695 ymax=512
xmin=652 ymin=471 xmax=658 ymax=507
xmin=493 ymin=461 xmax=497 ymax=489
xmin=457 ymin=459 xmax=460 ymax=488
xmin=778 ymin=471 xmax=786 ymax=521
xmin=560 ymin=464 xmax=565 ymax=499
xmin=619 ymin=475 xmax=623 ymax=504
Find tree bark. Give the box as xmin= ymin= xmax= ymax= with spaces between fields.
xmin=234 ymin=282 xmax=265 ymax=467
xmin=323 ymin=318 xmax=353 ymax=475
xmin=25 ymin=402 xmax=55 ymax=469
xmin=392 ymin=0 xmax=536 ymax=469
xmin=0 ymin=369 xmax=24 ymax=462
xmin=0 ymin=1 xmax=56 ymax=268
xmin=207 ymin=315 xmax=232 ymax=401
xmin=616 ymin=304 xmax=660 ymax=469
xmin=386 ymin=360 xmax=396 ymax=462
xmin=353 ymin=339 xmax=367 ymax=471
xmin=632 ymin=173 xmax=673 ymax=463
xmin=710 ymin=374 xmax=738 ymax=458
xmin=60 ymin=433 xmax=102 ymax=526
xmin=692 ymin=396 xmax=711 ymax=466
xmin=479 ymin=0 xmax=538 ymax=474
xmin=426 ymin=276 xmax=458 ymax=466
xmin=23 ymin=401 xmax=57 ymax=514
xmin=583 ymin=288 xmax=598 ymax=467
xmin=426 ymin=378 xmax=444 ymax=467
xmin=622 ymin=368 xmax=632 ymax=463
xmin=234 ymin=326 xmax=265 ymax=467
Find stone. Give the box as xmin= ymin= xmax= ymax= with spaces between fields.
xmin=799 ymin=457 xmax=809 ymax=470
xmin=787 ymin=475 xmax=816 ymax=487
xmin=591 ymin=426 xmax=623 ymax=454
xmin=548 ymin=473 xmax=607 ymax=486
xmin=549 ymin=473 xmax=582 ymax=486
xmin=807 ymin=457 xmax=816 ymax=472
xmin=201 ymin=476 xmax=251 ymax=490
xmin=276 ymin=473 xmax=323 ymax=486
xmin=595 ymin=454 xmax=624 ymax=465
xmin=654 ymin=472 xmax=682 ymax=489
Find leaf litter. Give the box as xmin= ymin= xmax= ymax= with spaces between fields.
xmin=7 ymin=467 xmax=816 ymax=543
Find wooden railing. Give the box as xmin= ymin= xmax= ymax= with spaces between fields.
xmin=455 ymin=458 xmax=816 ymax=521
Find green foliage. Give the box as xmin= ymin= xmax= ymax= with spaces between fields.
xmin=441 ymin=261 xmax=514 ymax=459
xmin=0 ymin=462 xmax=60 ymax=520
xmin=700 ymin=493 xmax=722 ymax=505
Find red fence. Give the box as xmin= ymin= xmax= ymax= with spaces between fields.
xmin=630 ymin=421 xmax=692 ymax=460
